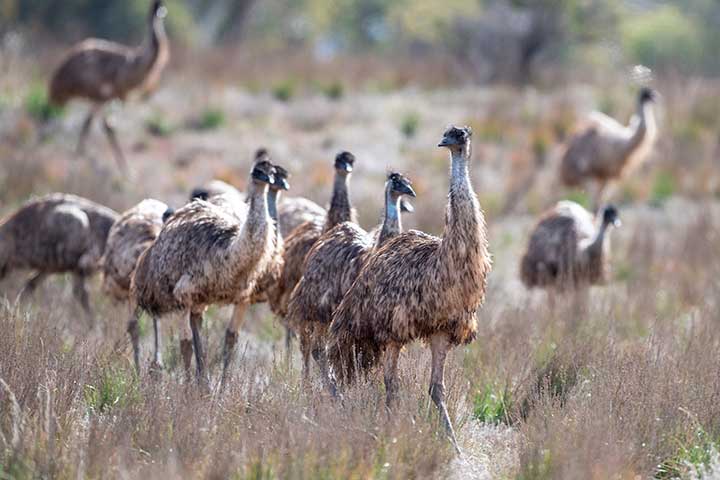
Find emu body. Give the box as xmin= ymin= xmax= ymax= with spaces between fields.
xmin=0 ymin=193 xmax=118 ymax=318
xmin=328 ymin=127 xmax=491 ymax=453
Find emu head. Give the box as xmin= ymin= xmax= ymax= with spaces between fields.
xmin=387 ymin=172 xmax=416 ymax=199
xmin=162 ymin=207 xmax=175 ymax=223
xmin=334 ymin=151 xmax=355 ymax=175
xmin=638 ymin=87 xmax=657 ymax=105
xmin=150 ymin=0 xmax=167 ymax=20
xmin=602 ymin=205 xmax=621 ymax=228
xmin=438 ymin=126 xmax=472 ymax=155
xmin=251 ymin=160 xmax=275 ymax=186
xmin=271 ymin=165 xmax=290 ymax=192
xmin=189 ymin=189 xmax=209 ymax=202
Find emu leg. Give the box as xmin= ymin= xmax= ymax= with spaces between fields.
xmin=127 ymin=309 xmax=141 ymax=374
xmin=102 ymin=115 xmax=129 ymax=174
xmin=311 ymin=340 xmax=337 ymax=397
xmin=189 ymin=311 xmax=209 ymax=389
xmin=71 ymin=273 xmax=93 ymax=326
xmin=149 ymin=317 xmax=163 ymax=377
xmin=429 ymin=333 xmax=461 ymax=455
xmin=299 ymin=330 xmax=312 ymax=389
xmin=221 ymin=303 xmax=247 ymax=387
xmin=383 ymin=343 xmax=401 ymax=410
xmin=179 ymin=315 xmax=193 ymax=383
xmin=284 ymin=327 xmax=295 ymax=370
xmin=20 ymin=272 xmax=48 ymax=299
xmin=591 ymin=179 xmax=608 ymax=214
xmin=76 ymin=107 xmax=97 ymax=156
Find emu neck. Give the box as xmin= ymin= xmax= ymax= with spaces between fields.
xmin=267 ymin=189 xmax=281 ymax=239
xmin=375 ymin=188 xmax=402 ymax=249
xmin=324 ymin=172 xmax=352 ymax=232
xmin=582 ymin=221 xmax=609 ymax=264
xmin=136 ymin=16 xmax=166 ymax=72
xmin=238 ymin=181 xmax=270 ymax=247
xmin=439 ymin=144 xmax=489 ymax=280
xmin=628 ymin=102 xmax=656 ymax=153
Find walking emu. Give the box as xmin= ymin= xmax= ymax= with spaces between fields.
xmin=130 ymin=160 xmax=277 ymax=383
xmin=560 ymin=88 xmax=657 ymax=210
xmin=287 ymin=172 xmax=416 ymax=390
xmin=0 ymin=194 xmax=118 ymax=319
xmin=520 ymin=201 xmax=620 ymax=296
xmin=328 ymin=127 xmax=491 ymax=453
xmin=49 ymin=0 xmax=170 ymax=173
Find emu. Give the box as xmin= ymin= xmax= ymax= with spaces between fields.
xmin=0 ymin=194 xmax=118 ymax=320
xmin=49 ymin=0 xmax=169 ymax=173
xmin=560 ymin=88 xmax=657 ymax=211
xmin=130 ymin=160 xmax=276 ymax=384
xmin=520 ymin=201 xmax=621 ymax=304
xmin=328 ymin=127 xmax=491 ymax=453
xmin=287 ymin=172 xmax=416 ymax=392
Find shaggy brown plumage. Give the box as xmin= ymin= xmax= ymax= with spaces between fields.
xmin=286 ymin=172 xmax=416 ymax=390
xmin=48 ymin=0 xmax=169 ymax=173
xmin=520 ymin=201 xmax=620 ymax=292
xmin=560 ymin=88 xmax=658 ymax=210
xmin=269 ymin=151 xmax=357 ymax=319
xmin=327 ymin=127 xmax=491 ymax=453
xmin=130 ymin=160 xmax=276 ymax=383
xmin=0 ymin=193 xmax=118 ymax=318
xmin=102 ymin=198 xmax=168 ymax=302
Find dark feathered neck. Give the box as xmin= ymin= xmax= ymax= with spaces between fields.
xmin=267 ymin=189 xmax=281 ymax=239
xmin=324 ymin=172 xmax=353 ymax=232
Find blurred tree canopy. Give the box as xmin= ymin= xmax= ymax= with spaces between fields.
xmin=2 ymin=0 xmax=719 ymax=79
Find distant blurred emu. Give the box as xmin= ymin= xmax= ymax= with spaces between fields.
xmin=0 ymin=194 xmax=119 ymax=321
xmin=560 ymin=88 xmax=658 ymax=211
xmin=48 ymin=0 xmax=170 ymax=174
xmin=520 ymin=201 xmax=621 ymax=306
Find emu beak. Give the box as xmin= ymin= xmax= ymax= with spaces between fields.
xmin=438 ymin=138 xmax=451 ymax=147
xmin=278 ymin=178 xmax=290 ymax=191
xmin=400 ymin=183 xmax=416 ymax=197
xmin=612 ymin=218 xmax=622 ymax=228
xmin=157 ymin=5 xmax=168 ymax=18
xmin=400 ymin=199 xmax=414 ymax=213
xmin=341 ymin=162 xmax=353 ymax=173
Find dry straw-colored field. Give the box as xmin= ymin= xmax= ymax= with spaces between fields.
xmin=2 ymin=52 xmax=720 ymax=478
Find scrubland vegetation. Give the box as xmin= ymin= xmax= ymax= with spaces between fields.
xmin=2 ymin=0 xmax=720 ymax=478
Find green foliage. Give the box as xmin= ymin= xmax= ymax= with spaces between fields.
xmin=194 ymin=108 xmax=226 ymax=131
xmin=473 ymin=383 xmax=512 ymax=424
xmin=24 ymin=85 xmax=63 ymax=122
xmin=399 ymin=112 xmax=419 ymax=139
xmin=656 ymin=427 xmax=720 ymax=478
xmin=320 ymin=81 xmax=344 ymax=101
xmin=272 ymin=81 xmax=295 ymax=102
xmin=145 ymin=112 xmax=174 ymax=137
xmin=623 ymin=6 xmax=703 ymax=73
xmin=651 ymin=171 xmax=676 ymax=206
xmin=83 ymin=364 xmax=138 ymax=414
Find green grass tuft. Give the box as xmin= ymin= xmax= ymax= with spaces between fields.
xmin=25 ymin=85 xmax=64 ymax=122
xmin=145 ymin=113 xmax=175 ymax=137
xmin=651 ymin=171 xmax=676 ymax=206
xmin=195 ymin=108 xmax=226 ymax=131
xmin=272 ymin=81 xmax=295 ymax=102
xmin=473 ymin=383 xmax=512 ymax=424
xmin=400 ymin=112 xmax=420 ymax=139
xmin=83 ymin=364 xmax=139 ymax=414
